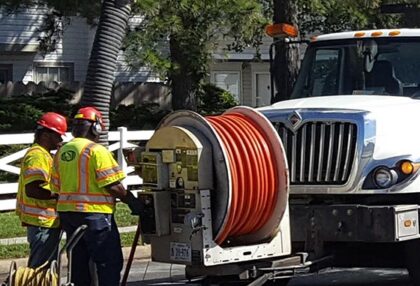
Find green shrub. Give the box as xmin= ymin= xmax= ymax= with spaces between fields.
xmin=110 ymin=103 xmax=170 ymax=130
xmin=0 ymin=88 xmax=74 ymax=133
xmin=197 ymin=83 xmax=238 ymax=116
xmin=0 ymin=144 xmax=27 ymax=182
xmin=0 ymin=89 xmax=75 ymax=181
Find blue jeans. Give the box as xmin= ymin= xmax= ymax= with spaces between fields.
xmin=27 ymin=226 xmax=61 ymax=268
xmin=59 ymin=212 xmax=123 ymax=286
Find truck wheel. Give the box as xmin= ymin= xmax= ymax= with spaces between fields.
xmin=404 ymin=239 xmax=420 ymax=286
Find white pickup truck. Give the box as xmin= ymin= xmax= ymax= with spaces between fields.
xmin=260 ymin=28 xmax=420 ymax=285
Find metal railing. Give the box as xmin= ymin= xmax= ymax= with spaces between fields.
xmin=0 ymin=127 xmax=154 ymax=211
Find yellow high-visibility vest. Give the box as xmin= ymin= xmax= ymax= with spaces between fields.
xmin=52 ymin=137 xmax=126 ymax=214
xmin=16 ymin=144 xmax=59 ymax=228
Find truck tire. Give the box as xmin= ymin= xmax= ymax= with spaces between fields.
xmin=404 ymin=239 xmax=420 ymax=286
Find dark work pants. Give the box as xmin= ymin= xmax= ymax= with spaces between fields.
xmin=59 ymin=212 xmax=123 ymax=286
xmin=27 ymin=226 xmax=61 ymax=268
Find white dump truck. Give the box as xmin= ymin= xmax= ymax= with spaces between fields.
xmin=124 ymin=28 xmax=420 ymax=286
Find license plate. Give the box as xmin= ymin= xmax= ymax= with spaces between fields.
xmin=170 ymin=242 xmax=191 ymax=262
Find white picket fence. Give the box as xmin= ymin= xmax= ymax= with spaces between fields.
xmin=0 ymin=127 xmax=154 ymax=211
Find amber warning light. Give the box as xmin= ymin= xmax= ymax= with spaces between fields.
xmin=265 ymin=23 xmax=298 ymax=38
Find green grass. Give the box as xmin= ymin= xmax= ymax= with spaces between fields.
xmin=114 ymin=203 xmax=139 ymax=227
xmin=0 ymin=243 xmax=29 ymax=259
xmin=121 ymin=232 xmax=137 ymax=247
xmin=0 ymin=203 xmax=138 ymax=239
xmin=0 ymin=210 xmax=26 ymax=238
xmin=0 ymin=203 xmax=140 ymax=259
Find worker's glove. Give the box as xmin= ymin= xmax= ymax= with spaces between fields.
xmin=125 ymin=191 xmax=144 ymax=216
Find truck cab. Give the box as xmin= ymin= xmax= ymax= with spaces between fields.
xmin=260 ymin=29 xmax=420 ymax=281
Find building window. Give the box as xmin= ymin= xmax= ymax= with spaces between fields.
xmin=255 ymin=72 xmax=272 ymax=107
xmin=34 ymin=63 xmax=74 ymax=83
xmin=0 ymin=64 xmax=13 ymax=84
xmin=211 ymin=71 xmax=240 ymax=101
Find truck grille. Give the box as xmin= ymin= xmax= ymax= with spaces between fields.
xmin=274 ymin=121 xmax=357 ymax=185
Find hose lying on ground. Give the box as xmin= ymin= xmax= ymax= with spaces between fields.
xmin=8 ymin=260 xmax=58 ymax=286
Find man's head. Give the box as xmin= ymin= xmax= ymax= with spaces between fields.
xmin=72 ymin=107 xmax=104 ymax=141
xmin=35 ymin=112 xmax=67 ymax=151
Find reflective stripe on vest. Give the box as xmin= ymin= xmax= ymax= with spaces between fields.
xmin=51 ymin=175 xmax=60 ymax=189
xmin=18 ymin=201 xmax=57 ymax=218
xmin=96 ymin=166 xmax=123 ymax=182
xmin=78 ymin=143 xmax=95 ymax=194
xmin=58 ymin=194 xmax=114 ymax=204
xmin=51 ymin=155 xmax=61 ymax=192
xmin=24 ymin=168 xmax=49 ymax=179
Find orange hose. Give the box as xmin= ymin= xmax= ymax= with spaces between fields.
xmin=224 ymin=117 xmax=259 ymax=235
xmin=207 ymin=112 xmax=278 ymax=244
xmin=207 ymin=118 xmax=240 ymax=239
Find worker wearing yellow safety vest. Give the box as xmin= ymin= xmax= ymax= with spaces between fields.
xmin=51 ymin=107 xmax=144 ymax=286
xmin=16 ymin=112 xmax=68 ymax=268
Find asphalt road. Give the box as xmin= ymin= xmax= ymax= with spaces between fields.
xmin=287 ymin=268 xmax=412 ymax=286
xmin=124 ymin=259 xmax=413 ymax=286
xmin=0 ymin=257 xmax=412 ymax=285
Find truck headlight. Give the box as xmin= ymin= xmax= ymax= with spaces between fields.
xmin=374 ymin=167 xmax=398 ymax=188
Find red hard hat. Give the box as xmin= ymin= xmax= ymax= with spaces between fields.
xmin=74 ymin=107 xmax=104 ymax=127
xmin=37 ymin=112 xmax=68 ymax=135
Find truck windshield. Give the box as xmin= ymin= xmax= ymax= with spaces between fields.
xmin=290 ymin=37 xmax=420 ymax=99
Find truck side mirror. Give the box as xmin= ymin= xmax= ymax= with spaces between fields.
xmin=361 ymin=39 xmax=378 ymax=73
